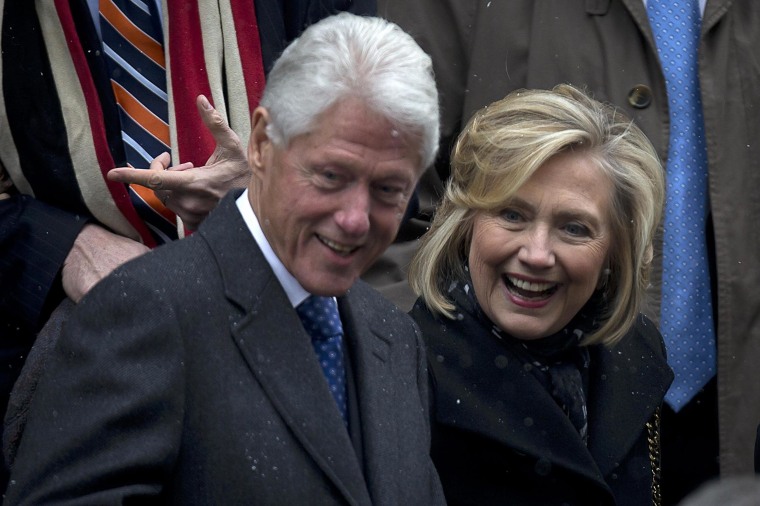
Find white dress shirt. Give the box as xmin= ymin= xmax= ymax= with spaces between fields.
xmin=236 ymin=190 xmax=311 ymax=309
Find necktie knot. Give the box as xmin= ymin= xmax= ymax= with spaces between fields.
xmin=296 ymin=296 xmax=344 ymax=341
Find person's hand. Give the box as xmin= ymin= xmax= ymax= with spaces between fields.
xmin=62 ymin=223 xmax=150 ymax=302
xmin=107 ymin=94 xmax=249 ymax=230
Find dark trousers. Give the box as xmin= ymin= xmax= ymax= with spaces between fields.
xmin=661 ymin=377 xmax=720 ymax=505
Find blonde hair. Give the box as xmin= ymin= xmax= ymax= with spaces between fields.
xmin=409 ymin=84 xmax=664 ymax=346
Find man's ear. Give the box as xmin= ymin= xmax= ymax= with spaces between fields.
xmin=248 ymin=106 xmax=272 ymax=177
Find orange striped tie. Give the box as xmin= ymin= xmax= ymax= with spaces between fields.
xmin=100 ymin=0 xmax=177 ymax=242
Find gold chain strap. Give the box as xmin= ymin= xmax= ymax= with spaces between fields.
xmin=646 ymin=407 xmax=662 ymax=506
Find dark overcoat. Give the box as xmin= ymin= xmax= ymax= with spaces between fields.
xmin=412 ymin=300 xmax=673 ymax=506
xmin=4 ymin=192 xmax=444 ymax=505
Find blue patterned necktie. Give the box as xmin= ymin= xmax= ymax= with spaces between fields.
xmin=100 ymin=0 xmax=177 ymax=243
xmin=297 ymin=296 xmax=348 ymax=426
xmin=647 ymin=0 xmax=716 ymax=411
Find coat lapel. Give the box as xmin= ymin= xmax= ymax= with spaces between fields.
xmin=703 ymin=0 xmax=733 ymax=32
xmin=338 ymin=286 xmax=399 ymax=505
xmin=447 ymin=342 xmax=609 ymax=487
xmin=586 ymin=316 xmax=673 ymax=475
xmin=423 ymin=307 xmax=610 ymax=490
xmin=198 ymin=193 xmax=372 ymax=506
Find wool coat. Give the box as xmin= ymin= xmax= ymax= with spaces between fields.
xmin=411 ymin=299 xmax=673 ymax=506
xmin=4 ymin=193 xmax=444 ymax=505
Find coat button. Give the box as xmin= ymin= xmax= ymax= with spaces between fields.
xmin=628 ymin=85 xmax=652 ymax=109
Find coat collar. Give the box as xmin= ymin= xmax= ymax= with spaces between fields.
xmin=621 ymin=0 xmax=733 ymax=45
xmin=428 ymin=321 xmax=609 ymax=488
xmin=421 ymin=301 xmax=671 ymax=491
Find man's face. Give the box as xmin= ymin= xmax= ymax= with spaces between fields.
xmin=248 ymin=98 xmax=423 ymax=296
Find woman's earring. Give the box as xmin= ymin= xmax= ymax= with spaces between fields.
xmin=597 ymin=267 xmax=612 ymax=291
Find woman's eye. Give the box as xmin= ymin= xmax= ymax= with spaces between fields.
xmin=564 ymin=223 xmax=589 ymax=237
xmin=501 ymin=209 xmax=522 ymax=222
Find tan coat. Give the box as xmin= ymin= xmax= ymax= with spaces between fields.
xmin=379 ymin=0 xmax=760 ymax=476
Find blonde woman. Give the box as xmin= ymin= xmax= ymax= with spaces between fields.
xmin=410 ymin=85 xmax=672 ymax=506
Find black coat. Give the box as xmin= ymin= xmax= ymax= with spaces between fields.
xmin=4 ymin=193 xmax=444 ymax=505
xmin=411 ymin=299 xmax=673 ymax=506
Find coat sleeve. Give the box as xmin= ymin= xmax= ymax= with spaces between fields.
xmin=0 ymin=0 xmax=117 ymax=337
xmin=0 ymin=196 xmax=88 ymax=336
xmin=3 ymin=269 xmax=186 ymax=505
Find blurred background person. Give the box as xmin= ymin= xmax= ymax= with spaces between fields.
xmin=380 ymin=1 xmax=760 ymax=502
xmin=677 ymin=476 xmax=760 ymax=506
xmin=409 ymin=85 xmax=672 ymax=505
xmin=0 ymin=0 xmax=372 ymax=489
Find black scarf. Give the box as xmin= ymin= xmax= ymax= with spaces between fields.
xmin=448 ymin=269 xmax=605 ymax=445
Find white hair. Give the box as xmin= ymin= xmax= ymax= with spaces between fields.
xmin=259 ymin=13 xmax=440 ymax=169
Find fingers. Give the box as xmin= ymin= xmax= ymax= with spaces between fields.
xmin=166 ymin=161 xmax=195 ymax=172
xmin=149 ymin=152 xmax=172 ymax=171
xmin=107 ymin=154 xmax=194 ymax=191
xmin=196 ymin=94 xmax=241 ymax=151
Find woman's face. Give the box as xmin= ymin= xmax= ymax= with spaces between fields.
xmin=468 ymin=150 xmax=614 ymax=340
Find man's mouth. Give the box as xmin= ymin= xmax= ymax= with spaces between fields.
xmin=318 ymin=235 xmax=359 ymax=257
xmin=504 ymin=275 xmax=559 ymax=300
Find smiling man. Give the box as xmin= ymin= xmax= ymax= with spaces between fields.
xmin=4 ymin=14 xmax=443 ymax=505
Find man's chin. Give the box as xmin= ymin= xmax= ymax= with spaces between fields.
xmin=299 ymin=272 xmax=358 ymax=297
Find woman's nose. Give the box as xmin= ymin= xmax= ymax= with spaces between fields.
xmin=517 ymin=228 xmax=555 ymax=268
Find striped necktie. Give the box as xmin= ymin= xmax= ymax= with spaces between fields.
xmin=100 ymin=0 xmax=177 ymax=243
xmin=647 ymin=0 xmax=716 ymax=411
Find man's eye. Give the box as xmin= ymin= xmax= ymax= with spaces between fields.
xmin=373 ymin=183 xmax=405 ymax=202
xmin=378 ymin=184 xmax=400 ymax=195
xmin=314 ymin=168 xmax=342 ymax=187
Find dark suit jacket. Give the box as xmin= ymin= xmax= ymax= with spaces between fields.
xmin=411 ymin=300 xmax=673 ymax=506
xmin=4 ymin=192 xmax=444 ymax=505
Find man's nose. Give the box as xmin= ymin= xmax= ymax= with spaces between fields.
xmin=334 ymin=187 xmax=370 ymax=236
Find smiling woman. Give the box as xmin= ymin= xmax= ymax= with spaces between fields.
xmin=409 ymin=84 xmax=672 ymax=506
xmin=468 ymin=149 xmax=614 ymax=341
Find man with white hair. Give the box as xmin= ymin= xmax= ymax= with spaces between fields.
xmin=4 ymin=13 xmax=444 ymax=505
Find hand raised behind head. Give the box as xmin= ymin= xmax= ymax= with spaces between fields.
xmin=107 ymin=95 xmax=250 ymax=230
xmin=62 ymin=224 xmax=150 ymax=302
